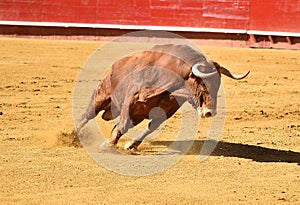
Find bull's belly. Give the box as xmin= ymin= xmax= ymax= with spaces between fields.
xmin=129 ymin=95 xmax=180 ymax=121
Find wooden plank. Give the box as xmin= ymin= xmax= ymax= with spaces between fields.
xmin=250 ymin=0 xmax=300 ymax=33
xmin=202 ymin=0 xmax=250 ymax=29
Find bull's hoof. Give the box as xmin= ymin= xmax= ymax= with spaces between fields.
xmin=98 ymin=140 xmax=117 ymax=152
xmin=124 ymin=141 xmax=133 ymax=150
xmin=124 ymin=141 xmax=140 ymax=151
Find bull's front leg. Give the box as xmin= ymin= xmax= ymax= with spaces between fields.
xmin=99 ymin=99 xmax=132 ymax=150
xmin=108 ymin=125 xmax=123 ymax=145
xmin=124 ymin=118 xmax=164 ymax=150
xmin=99 ymin=125 xmax=123 ymax=151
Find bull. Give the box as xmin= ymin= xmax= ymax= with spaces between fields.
xmin=76 ymin=44 xmax=249 ymax=150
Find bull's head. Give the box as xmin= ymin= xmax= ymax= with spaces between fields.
xmin=190 ymin=61 xmax=249 ymax=118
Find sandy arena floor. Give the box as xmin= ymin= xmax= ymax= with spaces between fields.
xmin=0 ymin=38 xmax=299 ymax=204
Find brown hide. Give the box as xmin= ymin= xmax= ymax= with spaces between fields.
xmin=110 ymin=51 xmax=192 ymax=91
xmin=91 ymin=45 xmax=212 ymax=126
xmin=110 ymin=51 xmax=196 ymax=125
xmin=151 ymin=44 xmax=207 ymax=67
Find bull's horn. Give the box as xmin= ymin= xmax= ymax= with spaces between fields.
xmin=220 ymin=66 xmax=250 ymax=80
xmin=192 ymin=63 xmax=218 ymax=78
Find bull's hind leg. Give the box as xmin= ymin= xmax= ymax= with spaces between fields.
xmin=124 ymin=118 xmax=164 ymax=150
xmin=76 ymin=103 xmax=97 ymax=132
xmin=76 ymin=88 xmax=111 ymax=132
xmin=76 ymin=90 xmax=98 ymax=132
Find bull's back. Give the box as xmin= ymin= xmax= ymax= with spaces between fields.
xmin=151 ymin=44 xmax=206 ymax=66
xmin=110 ymin=51 xmax=192 ymax=90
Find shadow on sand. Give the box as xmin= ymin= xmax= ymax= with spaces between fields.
xmin=150 ymin=140 xmax=300 ymax=164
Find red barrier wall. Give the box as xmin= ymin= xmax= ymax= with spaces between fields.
xmin=1 ymin=0 xmax=299 ymax=33
xmin=0 ymin=0 xmax=250 ymax=29
xmin=250 ymin=0 xmax=300 ymax=33
xmin=202 ymin=0 xmax=250 ymax=30
xmin=1 ymin=0 xmax=300 ymax=49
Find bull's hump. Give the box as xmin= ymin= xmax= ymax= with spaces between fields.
xmin=151 ymin=44 xmax=206 ymax=65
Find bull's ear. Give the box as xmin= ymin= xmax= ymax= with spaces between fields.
xmin=212 ymin=61 xmax=250 ymax=80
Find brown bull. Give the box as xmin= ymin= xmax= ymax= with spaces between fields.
xmin=76 ymin=44 xmax=249 ymax=150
